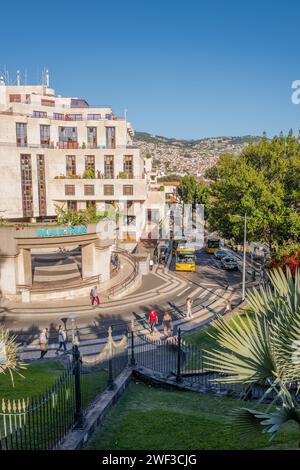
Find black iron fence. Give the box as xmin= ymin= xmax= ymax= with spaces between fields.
xmin=128 ymin=327 xmax=294 ymax=402
xmin=0 ymin=328 xmax=129 ymax=450
xmin=3 ymin=324 xmax=295 ymax=450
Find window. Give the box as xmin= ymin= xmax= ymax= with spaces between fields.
xmin=59 ymin=127 xmax=78 ymax=149
xmin=104 ymin=185 xmax=114 ymax=196
xmin=33 ymin=110 xmax=47 ymax=118
xmin=40 ymin=125 xmax=50 ymax=147
xmin=20 ymin=154 xmax=33 ymax=217
xmin=123 ymin=185 xmax=133 ymax=196
xmin=123 ymin=155 xmax=133 ymax=178
xmin=53 ymin=113 xmax=64 ymax=120
xmin=65 ymin=114 xmax=82 ymax=121
xmin=125 ymin=215 xmax=136 ymax=226
xmin=104 ymin=155 xmax=114 ymax=178
xmin=87 ymin=114 xmax=101 ymax=120
xmin=87 ymin=127 xmax=97 ymax=148
xmin=66 ymin=155 xmax=76 ymax=176
xmin=37 ymin=155 xmax=47 ymax=216
xmin=85 ymin=155 xmax=95 ymax=171
xmin=65 ymin=185 xmax=75 ymax=196
xmin=84 ymin=185 xmax=95 ymax=196
xmin=71 ymin=98 xmax=89 ymax=108
xmin=67 ymin=200 xmax=77 ymax=211
xmin=105 ymin=127 xmax=116 ymax=149
xmin=41 ymin=98 xmax=55 ymax=107
xmin=16 ymin=123 xmax=27 ymax=147
xmin=9 ymin=94 xmax=21 ymax=103
xmin=86 ymin=200 xmax=96 ymax=208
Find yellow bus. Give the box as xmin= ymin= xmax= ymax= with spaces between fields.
xmin=175 ymin=244 xmax=196 ymax=271
xmin=206 ymin=237 xmax=221 ymax=254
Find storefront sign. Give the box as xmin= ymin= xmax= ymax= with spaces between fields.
xmin=37 ymin=226 xmax=87 ymax=237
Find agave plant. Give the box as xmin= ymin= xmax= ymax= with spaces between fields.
xmin=0 ymin=327 xmax=26 ymax=386
xmin=204 ymin=267 xmax=300 ymax=441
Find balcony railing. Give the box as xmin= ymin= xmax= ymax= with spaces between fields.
xmin=0 ymin=141 xmax=139 ymax=151
xmin=58 ymin=141 xmax=79 ymax=149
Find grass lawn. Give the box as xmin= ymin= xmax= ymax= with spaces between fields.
xmin=85 ymin=381 xmax=300 ymax=450
xmin=0 ymin=360 xmax=66 ymax=400
xmin=0 ymin=360 xmax=108 ymax=409
xmin=184 ymin=309 xmax=250 ymax=352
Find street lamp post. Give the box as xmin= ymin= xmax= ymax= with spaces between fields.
xmin=242 ymin=212 xmax=247 ymax=301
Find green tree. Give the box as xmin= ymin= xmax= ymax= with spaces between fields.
xmin=178 ymin=176 xmax=209 ymax=206
xmin=206 ymin=134 xmax=300 ymax=249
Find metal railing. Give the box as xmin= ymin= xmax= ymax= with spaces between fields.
xmin=16 ymin=274 xmax=101 ymax=294
xmin=0 ymin=327 xmax=129 ymax=450
xmin=107 ymin=248 xmax=139 ymax=297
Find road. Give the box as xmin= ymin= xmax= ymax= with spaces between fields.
xmin=0 ymin=247 xmax=249 ymax=345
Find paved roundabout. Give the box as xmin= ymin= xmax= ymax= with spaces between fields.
xmin=0 ymin=247 xmax=257 ymax=360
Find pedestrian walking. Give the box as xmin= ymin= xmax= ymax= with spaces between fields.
xmin=149 ymin=308 xmax=158 ymax=334
xmin=39 ymin=328 xmax=49 ymax=359
xmin=56 ymin=325 xmax=67 ymax=353
xmin=186 ymin=297 xmax=193 ymax=319
xmin=162 ymin=310 xmax=172 ymax=337
xmin=149 ymin=258 xmax=154 ymax=271
xmin=224 ymin=300 xmax=232 ymax=315
xmin=90 ymin=285 xmax=101 ymax=305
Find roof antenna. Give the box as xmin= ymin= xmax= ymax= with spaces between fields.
xmin=45 ymin=69 xmax=49 ymax=87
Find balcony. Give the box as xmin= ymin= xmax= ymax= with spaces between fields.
xmin=58 ymin=141 xmax=79 ymax=149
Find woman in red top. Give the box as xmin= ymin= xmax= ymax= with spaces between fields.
xmin=149 ymin=308 xmax=158 ymax=333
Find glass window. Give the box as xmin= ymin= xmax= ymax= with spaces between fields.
xmin=123 ymin=185 xmax=133 ymax=196
xmin=104 ymin=155 xmax=114 ymax=179
xmin=84 ymin=185 xmax=95 ymax=196
xmin=41 ymin=98 xmax=55 ymax=107
xmin=33 ymin=110 xmax=47 ymax=118
xmin=87 ymin=114 xmax=101 ymax=120
xmin=67 ymin=200 xmax=77 ymax=211
xmin=9 ymin=94 xmax=21 ymax=103
xmin=16 ymin=123 xmax=27 ymax=147
xmin=104 ymin=185 xmax=114 ymax=196
xmin=123 ymin=155 xmax=133 ymax=178
xmin=37 ymin=155 xmax=47 ymax=216
xmin=20 ymin=154 xmax=33 ymax=217
xmin=53 ymin=113 xmax=64 ymax=120
xmin=40 ymin=125 xmax=50 ymax=147
xmin=59 ymin=127 xmax=78 ymax=149
xmin=87 ymin=127 xmax=97 ymax=148
xmin=65 ymin=185 xmax=75 ymax=195
xmin=65 ymin=114 xmax=82 ymax=121
xmin=85 ymin=155 xmax=95 ymax=171
xmin=105 ymin=127 xmax=116 ymax=149
xmin=66 ymin=155 xmax=76 ymax=176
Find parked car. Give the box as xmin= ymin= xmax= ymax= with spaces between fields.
xmin=214 ymin=249 xmax=229 ymax=260
xmin=221 ymin=256 xmax=239 ymax=270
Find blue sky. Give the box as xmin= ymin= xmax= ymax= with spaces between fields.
xmin=1 ymin=0 xmax=300 ymax=139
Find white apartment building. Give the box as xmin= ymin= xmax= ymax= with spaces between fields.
xmin=0 ymin=76 xmax=157 ymax=240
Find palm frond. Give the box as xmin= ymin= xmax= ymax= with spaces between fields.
xmin=230 ymin=405 xmax=300 ymax=441
xmin=204 ymin=313 xmax=278 ymax=384
xmin=0 ymin=328 xmax=27 ymax=386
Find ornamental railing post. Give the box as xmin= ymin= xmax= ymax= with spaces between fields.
xmin=107 ymin=326 xmax=115 ymax=389
xmin=130 ymin=320 xmax=136 ymax=366
xmin=176 ymin=328 xmax=182 ymax=383
xmin=73 ymin=344 xmax=84 ymax=428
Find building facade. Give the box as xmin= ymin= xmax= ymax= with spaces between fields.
xmin=0 ymin=78 xmax=156 ymax=240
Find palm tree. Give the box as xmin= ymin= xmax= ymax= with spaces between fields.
xmin=204 ymin=268 xmax=300 ymax=441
